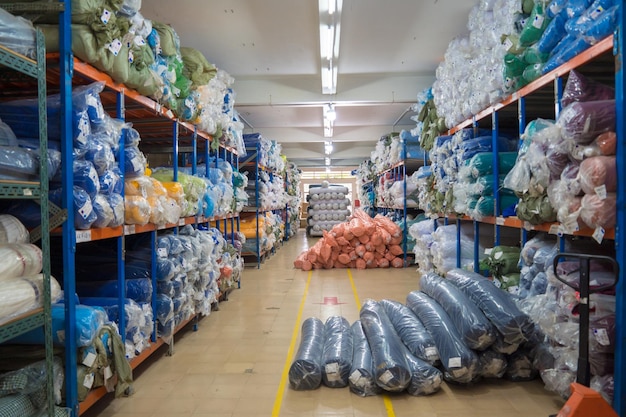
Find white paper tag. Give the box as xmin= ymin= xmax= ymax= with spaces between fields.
xmin=378 ymin=370 xmax=394 ymax=384
xmin=593 ymin=328 xmax=610 ymax=346
xmin=508 ymin=285 xmax=519 ymax=295
xmin=532 ymin=14 xmax=545 ymax=29
xmin=100 ymin=9 xmax=111 ymax=24
xmin=349 ymin=370 xmax=364 ymax=386
xmin=494 ymin=251 xmax=503 ymax=260
xmin=128 ymin=50 xmax=134 ymax=64
xmin=325 ymin=363 xmax=341 ymax=382
xmin=495 ymin=217 xmax=505 ymax=226
xmin=134 ymin=36 xmax=146 ymax=47
xmin=83 ymin=373 xmax=95 ymax=389
xmin=56 ymin=330 xmax=65 ymax=344
xmin=484 ymin=248 xmax=493 ymax=255
xmin=503 ymin=38 xmax=513 ymax=51
xmin=103 ymin=366 xmax=113 ymax=381
xmin=78 ymin=199 xmax=93 ymax=220
xmin=425 ymin=347 xmax=438 ymax=358
xmin=549 ymin=224 xmax=560 ymax=235
xmin=82 ymin=352 xmax=97 ymax=367
xmin=133 ymin=331 xmax=142 ymax=344
xmin=157 ymin=247 xmax=167 ymax=258
xmin=594 ymin=185 xmax=607 ymax=200
xmin=593 ymin=227 xmax=605 ymax=244
xmin=451 ymin=368 xmax=466 ymax=378
xmin=448 ymin=357 xmax=462 ymax=368
xmin=124 ymin=225 xmax=136 ymax=235
xmin=76 ymin=230 xmax=92 ymax=243
xmin=108 ymin=39 xmax=122 ymax=56
xmin=131 ymin=156 xmax=143 ymax=172
xmin=549 ymin=3 xmax=562 ymax=15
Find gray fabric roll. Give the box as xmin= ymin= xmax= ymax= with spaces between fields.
xmin=322 ymin=316 xmax=353 ymax=388
xmin=289 ymin=317 xmax=324 ymax=390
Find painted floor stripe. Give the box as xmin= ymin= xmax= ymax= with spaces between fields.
xmin=347 ymin=268 xmax=397 ymax=417
xmin=272 ymin=270 xmax=313 ymax=417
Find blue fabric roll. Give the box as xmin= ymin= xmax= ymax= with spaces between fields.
xmin=321 ymin=316 xmax=353 ymax=388
xmin=289 ymin=317 xmax=324 ymax=390
xmin=348 ymin=321 xmax=381 ymax=397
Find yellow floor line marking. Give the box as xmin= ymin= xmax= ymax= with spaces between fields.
xmin=347 ymin=269 xmax=397 ymax=417
xmin=272 ymin=270 xmax=313 ymax=417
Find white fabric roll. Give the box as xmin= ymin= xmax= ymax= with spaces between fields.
xmin=0 ymin=274 xmax=62 ymax=323
xmin=0 ymin=214 xmax=29 ymax=244
xmin=0 ymin=243 xmax=42 ymax=280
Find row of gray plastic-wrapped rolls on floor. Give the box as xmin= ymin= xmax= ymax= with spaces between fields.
xmin=288 ymin=268 xmax=537 ymax=396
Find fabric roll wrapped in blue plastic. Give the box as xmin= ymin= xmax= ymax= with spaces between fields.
xmin=321 ymin=316 xmax=353 ymax=388
xmin=289 ymin=317 xmax=325 ymax=390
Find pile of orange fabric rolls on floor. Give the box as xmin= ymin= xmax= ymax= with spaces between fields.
xmin=294 ymin=209 xmax=405 ymax=270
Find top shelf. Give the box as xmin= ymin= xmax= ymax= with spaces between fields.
xmin=448 ymin=35 xmax=614 ymax=134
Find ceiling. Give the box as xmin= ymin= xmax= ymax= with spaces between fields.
xmin=140 ymin=0 xmax=479 ymax=169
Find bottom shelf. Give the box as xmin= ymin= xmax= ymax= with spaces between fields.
xmin=77 ymin=314 xmax=200 ymax=415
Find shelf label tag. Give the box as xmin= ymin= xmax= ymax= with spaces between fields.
xmin=592 ymin=227 xmax=605 ymax=244
xmin=590 ymin=6 xmax=605 ymax=20
xmin=178 ymin=218 xmax=186 ymax=226
xmin=495 ymin=217 xmax=505 ymax=226
xmin=76 ymin=230 xmax=92 ymax=243
xmin=593 ymin=328 xmax=610 ymax=346
xmin=502 ymin=37 xmax=513 ymax=52
xmin=594 ymin=185 xmax=607 ymax=200
xmin=22 ymin=188 xmax=33 ymax=196
xmin=448 ymin=357 xmax=462 ymax=368
xmin=124 ymin=225 xmax=136 ymax=235
xmin=548 ymin=224 xmax=561 ymax=235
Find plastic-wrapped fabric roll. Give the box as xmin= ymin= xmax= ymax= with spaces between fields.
xmin=379 ymin=299 xmax=439 ymax=365
xmin=405 ymin=351 xmax=443 ymax=396
xmin=321 ymin=316 xmax=353 ymax=388
xmin=420 ymin=272 xmax=497 ymax=351
xmin=558 ymin=100 xmax=616 ymax=145
xmin=12 ymin=304 xmax=106 ymax=347
xmin=348 ymin=321 xmax=381 ymax=397
xmin=579 ymin=155 xmax=617 ymax=195
xmin=446 ymin=268 xmax=533 ymax=345
xmin=406 ymin=291 xmax=478 ymax=384
xmin=580 ymin=192 xmax=616 ymax=229
xmin=75 ymin=278 xmax=153 ymax=304
xmin=478 ymin=349 xmax=508 ymax=379
xmin=359 ymin=299 xmax=411 ymax=392
xmin=0 ymin=394 xmax=36 ymax=416
xmin=0 ymin=214 xmax=29 ymax=243
xmin=0 ymin=243 xmax=42 ymax=280
xmin=505 ymin=349 xmax=537 ymax=381
xmin=0 ymin=274 xmax=62 ymax=324
xmin=289 ymin=317 xmax=324 ymax=390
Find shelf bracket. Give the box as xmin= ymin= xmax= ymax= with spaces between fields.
xmin=29 ymin=201 xmax=67 ymax=243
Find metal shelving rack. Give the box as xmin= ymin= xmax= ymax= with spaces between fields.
xmin=45 ymin=6 xmax=241 ymax=414
xmin=0 ymin=27 xmax=62 ymax=416
xmin=435 ymin=29 xmax=625 ymax=415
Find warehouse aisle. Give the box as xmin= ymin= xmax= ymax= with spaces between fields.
xmin=84 ymin=229 xmax=564 ymax=417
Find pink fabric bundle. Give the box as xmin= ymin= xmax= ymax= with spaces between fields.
xmin=580 ymin=193 xmax=616 ymax=229
xmin=579 ymin=156 xmax=616 ymax=195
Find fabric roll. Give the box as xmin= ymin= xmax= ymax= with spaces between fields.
xmin=405 ymin=351 xmax=443 ymax=396
xmin=420 ymin=272 xmax=497 ymax=351
xmin=348 ymin=321 xmax=381 ymax=397
xmin=406 ymin=291 xmax=478 ymax=384
xmin=289 ymin=317 xmax=324 ymax=390
xmin=379 ymin=299 xmax=439 ymax=364
xmin=321 ymin=316 xmax=353 ymax=388
xmin=359 ymin=299 xmax=411 ymax=392
xmin=446 ymin=268 xmax=533 ymax=345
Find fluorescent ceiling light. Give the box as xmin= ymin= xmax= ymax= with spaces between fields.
xmin=320 ymin=25 xmax=333 ymax=60
xmin=325 ymin=104 xmax=336 ymax=121
xmin=325 ymin=157 xmax=331 ymax=166
xmin=319 ymin=0 xmax=341 ymax=95
xmin=324 ymin=141 xmax=333 ymax=155
xmin=328 ymin=0 xmax=335 ymax=15
xmin=324 ymin=125 xmax=333 ymax=138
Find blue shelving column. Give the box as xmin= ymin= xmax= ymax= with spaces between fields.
xmin=613 ymin=11 xmax=626 ymax=415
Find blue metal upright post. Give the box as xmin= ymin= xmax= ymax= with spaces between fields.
xmin=191 ymin=127 xmax=197 ymax=176
xmin=116 ymin=91 xmax=126 ymax=343
xmin=613 ymin=16 xmax=626 ymax=415
xmin=492 ymin=111 xmax=500 ymax=246
xmin=59 ymin=1 xmax=78 ymax=414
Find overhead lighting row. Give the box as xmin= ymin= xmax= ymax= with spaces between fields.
xmin=319 ymin=0 xmax=342 ymax=95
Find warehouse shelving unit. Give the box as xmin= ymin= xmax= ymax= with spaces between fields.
xmin=435 ymin=31 xmax=626 ymax=415
xmin=0 ymin=23 xmax=68 ymax=416
xmin=30 ymin=6 xmax=244 ymax=414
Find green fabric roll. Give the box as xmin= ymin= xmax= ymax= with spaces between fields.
xmin=469 ymin=152 xmax=518 ymax=178
xmin=181 ymin=47 xmax=217 ymax=87
xmin=516 ymin=193 xmax=556 ymax=224
xmin=519 ymin=2 xmax=552 ymax=47
xmin=152 ymin=21 xmax=180 ymax=57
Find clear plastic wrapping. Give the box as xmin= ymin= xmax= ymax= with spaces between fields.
xmin=0 ymin=215 xmax=29 ymax=244
xmin=445 ymin=268 xmax=533 ymax=345
xmin=558 ymin=100 xmax=616 ymax=145
xmin=379 ymin=299 xmax=439 ymax=365
xmin=478 ymin=349 xmax=508 ymax=379
xmin=322 ymin=316 xmax=353 ymax=388
xmin=404 ymin=351 xmax=443 ymax=396
xmin=0 ymin=274 xmax=62 ymax=325
xmin=420 ymin=272 xmax=497 ymax=351
xmin=0 ymin=243 xmax=42 ymax=280
xmin=349 ymin=321 xmax=381 ymax=397
xmin=359 ymin=299 xmax=411 ymax=392
xmin=578 ymin=155 xmax=616 ymax=195
xmin=561 ymin=70 xmax=614 ymax=108
xmin=289 ymin=317 xmax=324 ymax=391
xmin=0 ymin=8 xmax=36 ymax=59
xmin=406 ymin=291 xmax=478 ymax=384
xmin=580 ymin=192 xmax=616 ymax=229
